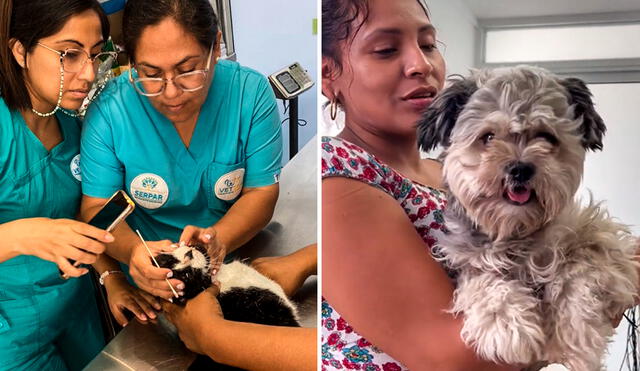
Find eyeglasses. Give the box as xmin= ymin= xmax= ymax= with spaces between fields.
xmin=129 ymin=43 xmax=214 ymax=97
xmin=37 ymin=42 xmax=117 ymax=73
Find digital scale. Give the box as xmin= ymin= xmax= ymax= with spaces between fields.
xmin=269 ymin=62 xmax=314 ymax=100
xmin=269 ymin=63 xmax=314 ymax=159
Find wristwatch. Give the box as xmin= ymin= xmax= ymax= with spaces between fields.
xmin=99 ymin=270 xmax=124 ymax=285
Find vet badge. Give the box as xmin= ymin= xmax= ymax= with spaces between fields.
xmin=130 ymin=173 xmax=169 ymax=209
xmin=70 ymin=154 xmax=82 ymax=181
xmin=215 ymin=168 xmax=245 ymax=201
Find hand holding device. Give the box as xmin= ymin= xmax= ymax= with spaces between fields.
xmin=61 ymin=190 xmax=135 ymax=278
xmin=6 ymin=217 xmax=113 ymax=278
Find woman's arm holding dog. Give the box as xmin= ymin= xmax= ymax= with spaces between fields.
xmin=163 ymin=286 xmax=316 ymax=371
xmin=323 ymin=177 xmax=521 ymax=371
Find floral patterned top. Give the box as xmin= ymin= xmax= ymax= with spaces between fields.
xmin=321 ymin=136 xmax=448 ymax=370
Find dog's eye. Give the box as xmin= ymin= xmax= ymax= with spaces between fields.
xmin=534 ymin=132 xmax=559 ymax=145
xmin=480 ymin=132 xmax=495 ymax=145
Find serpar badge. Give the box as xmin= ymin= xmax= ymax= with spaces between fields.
xmin=130 ymin=173 xmax=169 ymax=209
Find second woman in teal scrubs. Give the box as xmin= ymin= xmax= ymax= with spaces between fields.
xmin=80 ymin=0 xmax=283 ymax=301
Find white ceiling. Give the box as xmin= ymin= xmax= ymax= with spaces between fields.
xmin=462 ymin=0 xmax=640 ymax=19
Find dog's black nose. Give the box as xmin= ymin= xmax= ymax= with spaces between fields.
xmin=507 ymin=162 xmax=535 ymax=182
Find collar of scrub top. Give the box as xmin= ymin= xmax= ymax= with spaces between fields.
xmin=127 ymin=42 xmax=215 ymax=96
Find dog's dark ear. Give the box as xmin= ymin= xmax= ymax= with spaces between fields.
xmin=559 ymin=78 xmax=606 ymax=151
xmin=417 ymin=75 xmax=478 ymax=152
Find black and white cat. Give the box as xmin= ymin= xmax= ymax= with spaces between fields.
xmin=155 ymin=243 xmax=300 ymax=370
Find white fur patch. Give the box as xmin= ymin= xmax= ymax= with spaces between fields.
xmin=216 ymin=261 xmax=299 ymax=321
xmin=540 ymin=365 xmax=568 ymax=371
xmin=170 ymin=243 xmax=209 ymax=271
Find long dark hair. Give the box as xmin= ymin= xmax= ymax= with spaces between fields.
xmin=0 ymin=0 xmax=110 ymax=111
xmin=123 ymin=0 xmax=219 ymax=62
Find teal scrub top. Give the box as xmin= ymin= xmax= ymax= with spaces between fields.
xmin=0 ymin=98 xmax=103 ymax=370
xmin=81 ymin=60 xmax=283 ymax=243
xmin=0 ymin=98 xmax=83 ymax=299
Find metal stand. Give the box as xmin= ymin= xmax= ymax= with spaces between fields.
xmin=289 ymin=97 xmax=298 ymax=159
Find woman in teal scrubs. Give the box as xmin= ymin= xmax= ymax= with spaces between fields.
xmin=80 ymin=0 xmax=283 ymax=301
xmin=0 ymin=1 xmax=113 ymax=370
xmin=0 ymin=1 xmax=160 ymax=369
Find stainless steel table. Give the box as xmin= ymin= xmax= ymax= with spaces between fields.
xmin=84 ymin=138 xmax=318 ymax=370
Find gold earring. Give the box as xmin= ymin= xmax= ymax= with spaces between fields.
xmin=330 ymin=99 xmax=338 ymax=120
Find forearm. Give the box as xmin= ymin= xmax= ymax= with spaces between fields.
xmin=104 ymin=221 xmax=144 ymax=263
xmin=323 ymin=179 xmax=518 ymax=371
xmin=79 ymin=201 xmax=138 ymax=263
xmin=200 ymin=319 xmax=316 ymax=371
xmin=93 ymin=251 xmax=123 ymax=274
xmin=292 ymin=244 xmax=317 ymax=277
xmin=94 ymin=253 xmax=131 ymax=295
xmin=0 ymin=220 xmax=23 ymax=263
xmin=213 ymin=185 xmax=278 ymax=254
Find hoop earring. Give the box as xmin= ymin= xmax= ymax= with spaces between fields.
xmin=330 ymin=99 xmax=338 ymax=121
xmin=32 ymin=65 xmax=64 ymax=117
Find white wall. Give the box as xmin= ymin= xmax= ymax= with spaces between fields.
xmin=579 ymin=83 xmax=640 ymax=370
xmin=427 ymin=0 xmax=477 ymax=77
xmin=230 ymin=0 xmax=318 ymax=160
xmin=580 ymin=83 xmax=640 ymax=235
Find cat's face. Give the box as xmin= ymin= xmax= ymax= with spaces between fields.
xmin=155 ymin=243 xmax=212 ymax=304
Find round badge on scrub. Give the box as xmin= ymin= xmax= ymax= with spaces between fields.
xmin=215 ymin=168 xmax=245 ymax=201
xmin=70 ymin=154 xmax=82 ymax=181
xmin=130 ymin=173 xmax=169 ymax=209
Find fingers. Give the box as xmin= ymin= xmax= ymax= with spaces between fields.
xmin=63 ymin=244 xmax=98 ymax=265
xmin=179 ymin=225 xmax=201 ymax=245
xmin=132 ymin=275 xmax=179 ymax=301
xmin=68 ymin=220 xmax=114 ymax=244
xmin=132 ymin=270 xmax=183 ymax=301
xmin=132 ymin=291 xmax=158 ymax=320
xmin=139 ymin=261 xmax=173 ymax=281
xmin=111 ymin=306 xmax=129 ymax=327
xmin=179 ymin=226 xmax=218 ymax=247
xmin=56 ymin=256 xmax=88 ymax=278
xmin=122 ymin=297 xmax=155 ymax=322
xmin=199 ymin=227 xmax=216 ymax=244
xmin=139 ymin=290 xmax=162 ymax=311
xmin=132 ymin=245 xmax=173 ymax=280
xmin=130 ymin=242 xmax=185 ymax=301
xmin=147 ymin=240 xmax=174 ymax=253
xmin=71 ymin=234 xmax=107 ymax=255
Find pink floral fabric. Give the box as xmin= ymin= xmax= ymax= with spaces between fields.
xmin=321 ymin=136 xmax=447 ymax=370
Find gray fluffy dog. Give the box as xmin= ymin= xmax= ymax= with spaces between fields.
xmin=417 ymin=66 xmax=638 ymax=370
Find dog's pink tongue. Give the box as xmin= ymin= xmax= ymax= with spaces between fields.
xmin=508 ymin=187 xmax=531 ymax=204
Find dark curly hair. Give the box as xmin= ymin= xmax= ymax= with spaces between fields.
xmin=322 ymin=0 xmax=430 ymax=72
xmin=123 ymin=0 xmax=218 ymax=62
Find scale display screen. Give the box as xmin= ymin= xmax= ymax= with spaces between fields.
xmin=276 ymin=72 xmax=301 ymax=94
xmin=268 ymin=62 xmax=314 ymax=100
